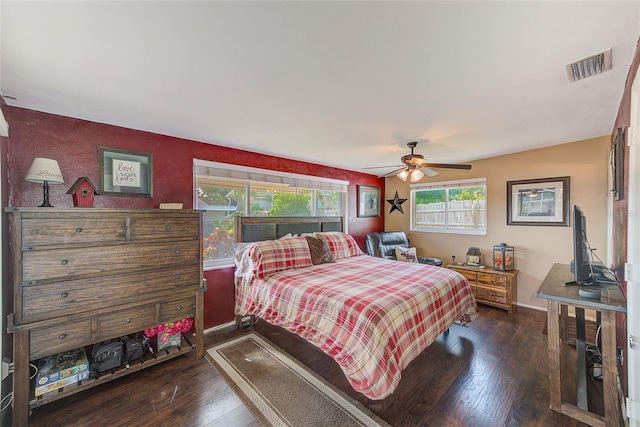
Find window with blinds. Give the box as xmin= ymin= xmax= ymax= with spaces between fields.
xmin=410 ymin=178 xmax=487 ymax=235
xmin=194 ymin=159 xmax=348 ymax=268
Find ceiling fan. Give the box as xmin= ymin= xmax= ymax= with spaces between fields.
xmin=365 ymin=142 xmax=472 ymax=182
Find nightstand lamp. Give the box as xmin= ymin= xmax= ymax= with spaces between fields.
xmin=25 ymin=158 xmax=64 ymax=207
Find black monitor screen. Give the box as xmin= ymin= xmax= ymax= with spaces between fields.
xmin=572 ymin=205 xmax=592 ymax=285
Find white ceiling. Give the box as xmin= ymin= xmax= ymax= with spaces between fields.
xmin=2 ymin=1 xmax=639 ymax=176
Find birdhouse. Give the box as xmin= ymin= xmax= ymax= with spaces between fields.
xmin=67 ymin=177 xmax=99 ymax=207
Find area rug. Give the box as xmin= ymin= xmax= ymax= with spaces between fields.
xmin=206 ymin=332 xmax=391 ymax=427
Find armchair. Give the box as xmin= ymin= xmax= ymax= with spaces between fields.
xmin=364 ymin=232 xmax=443 ymax=266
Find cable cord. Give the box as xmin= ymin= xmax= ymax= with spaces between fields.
xmin=0 ymin=392 xmax=13 ymax=413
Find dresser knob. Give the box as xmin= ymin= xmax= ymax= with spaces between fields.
xmin=60 ymin=292 xmax=68 ymax=299
xmin=61 ymin=260 xmax=68 ymax=265
xmin=166 ymin=224 xmax=171 ymax=230
xmin=125 ymin=317 xmax=132 ymax=323
xmin=175 ymin=274 xmax=181 ymax=280
xmin=75 ymin=227 xmax=83 ymax=233
xmin=58 ymin=333 xmax=67 ymax=340
xmin=175 ymin=249 xmax=181 ymax=254
xmin=176 ymin=305 xmax=182 ymax=311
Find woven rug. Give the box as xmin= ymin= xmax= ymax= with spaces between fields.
xmin=206 ymin=332 xmax=390 ymax=427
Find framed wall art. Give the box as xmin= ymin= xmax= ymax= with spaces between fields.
xmin=611 ymin=127 xmax=625 ymax=201
xmin=357 ymin=185 xmax=380 ymax=217
xmin=507 ymin=176 xmax=570 ymax=226
xmin=98 ymin=147 xmax=153 ymax=197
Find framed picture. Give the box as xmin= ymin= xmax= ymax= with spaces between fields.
xmin=357 ymin=185 xmax=380 ymax=217
xmin=507 ymin=176 xmax=570 ymax=226
xmin=611 ymin=127 xmax=625 ymax=201
xmin=98 ymin=147 xmax=153 ymax=197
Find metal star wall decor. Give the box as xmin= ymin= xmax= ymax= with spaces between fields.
xmin=387 ymin=191 xmax=407 ymax=214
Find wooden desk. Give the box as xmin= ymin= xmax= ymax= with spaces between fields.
xmin=537 ymin=263 xmax=626 ymax=427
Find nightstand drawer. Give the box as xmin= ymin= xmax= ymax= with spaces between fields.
xmin=160 ymin=296 xmax=196 ymax=323
xmin=476 ymin=285 xmax=507 ymax=305
xmin=30 ymin=319 xmax=94 ymax=359
xmin=478 ymin=272 xmax=507 ymax=288
xmin=455 ymin=269 xmax=478 ymax=283
xmin=98 ymin=305 xmax=157 ymax=339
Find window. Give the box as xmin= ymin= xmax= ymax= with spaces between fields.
xmin=410 ymin=178 xmax=487 ymax=235
xmin=194 ymin=160 xmax=348 ymax=269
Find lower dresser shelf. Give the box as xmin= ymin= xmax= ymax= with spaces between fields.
xmin=29 ymin=332 xmax=196 ymax=409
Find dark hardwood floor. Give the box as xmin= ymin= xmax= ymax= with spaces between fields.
xmin=26 ymin=305 xmax=600 ymax=427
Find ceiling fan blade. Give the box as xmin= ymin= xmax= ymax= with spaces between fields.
xmin=379 ymin=168 xmax=406 ymax=178
xmin=362 ymin=165 xmax=403 ymax=170
xmin=425 ymin=163 xmax=472 ymax=170
xmin=423 ymin=167 xmax=440 ymax=177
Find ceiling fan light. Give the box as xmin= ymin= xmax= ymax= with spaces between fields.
xmin=397 ymin=169 xmax=409 ymax=181
xmin=410 ymin=169 xmax=424 ymax=182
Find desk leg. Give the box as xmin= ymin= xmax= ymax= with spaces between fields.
xmin=601 ymin=310 xmax=621 ymax=427
xmin=547 ymin=300 xmax=562 ymax=412
xmin=575 ymin=307 xmax=588 ymax=410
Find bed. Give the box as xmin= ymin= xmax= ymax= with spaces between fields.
xmin=234 ymin=216 xmax=477 ymax=400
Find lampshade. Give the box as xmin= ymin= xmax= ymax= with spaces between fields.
xmin=409 ymin=168 xmax=424 ymax=182
xmin=25 ymin=158 xmax=64 ymax=184
xmin=396 ymin=169 xmax=409 ymax=181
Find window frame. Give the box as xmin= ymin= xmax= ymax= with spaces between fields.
xmin=194 ymin=159 xmax=349 ymax=270
xmin=410 ymin=177 xmax=487 ymax=235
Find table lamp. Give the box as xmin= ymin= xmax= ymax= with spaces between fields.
xmin=25 ymin=158 xmax=64 ymax=207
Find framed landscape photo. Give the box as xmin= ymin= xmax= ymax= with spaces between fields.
xmin=98 ymin=147 xmax=153 ymax=197
xmin=357 ymin=185 xmax=380 ymax=217
xmin=507 ymin=176 xmax=569 ymax=226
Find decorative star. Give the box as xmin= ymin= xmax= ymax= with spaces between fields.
xmin=387 ymin=191 xmax=407 ymax=214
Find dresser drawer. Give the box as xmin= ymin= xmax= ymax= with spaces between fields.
xmin=160 ymin=296 xmax=196 ymax=323
xmin=30 ymin=319 xmax=94 ymax=359
xmin=21 ymin=217 xmax=126 ymax=248
xmin=478 ymin=272 xmax=508 ymax=288
xmin=20 ymin=266 xmax=201 ymax=324
xmin=130 ymin=216 xmax=200 ymax=242
xmin=454 ymin=269 xmax=477 ymax=283
xmin=476 ymin=285 xmax=507 ymax=305
xmin=98 ymin=305 xmax=158 ymax=339
xmin=22 ymin=241 xmax=200 ymax=283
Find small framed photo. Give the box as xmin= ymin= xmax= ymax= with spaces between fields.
xmin=611 ymin=127 xmax=625 ymax=201
xmin=507 ymin=176 xmax=570 ymax=226
xmin=357 ymin=185 xmax=380 ymax=218
xmin=98 ymin=147 xmax=153 ymax=197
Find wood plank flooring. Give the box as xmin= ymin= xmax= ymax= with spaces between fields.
xmin=26 ymin=305 xmax=600 ymax=426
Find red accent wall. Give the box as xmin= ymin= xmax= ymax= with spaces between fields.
xmin=4 ymin=106 xmax=384 ymax=329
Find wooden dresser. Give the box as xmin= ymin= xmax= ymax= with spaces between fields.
xmin=5 ymin=208 xmax=205 ymax=426
xmin=446 ymin=264 xmax=517 ymax=313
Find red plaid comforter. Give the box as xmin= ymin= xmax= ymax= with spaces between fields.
xmin=235 ymin=254 xmax=476 ymax=400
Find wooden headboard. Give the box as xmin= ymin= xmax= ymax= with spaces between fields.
xmin=236 ymin=216 xmax=343 ymax=243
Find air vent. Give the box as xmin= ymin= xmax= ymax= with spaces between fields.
xmin=565 ymin=48 xmax=612 ymax=82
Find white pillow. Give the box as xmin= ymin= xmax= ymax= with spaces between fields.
xmin=395 ymin=246 xmax=418 ymax=263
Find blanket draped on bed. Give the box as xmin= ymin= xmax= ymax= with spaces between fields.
xmin=235 ymin=252 xmax=476 ymax=400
